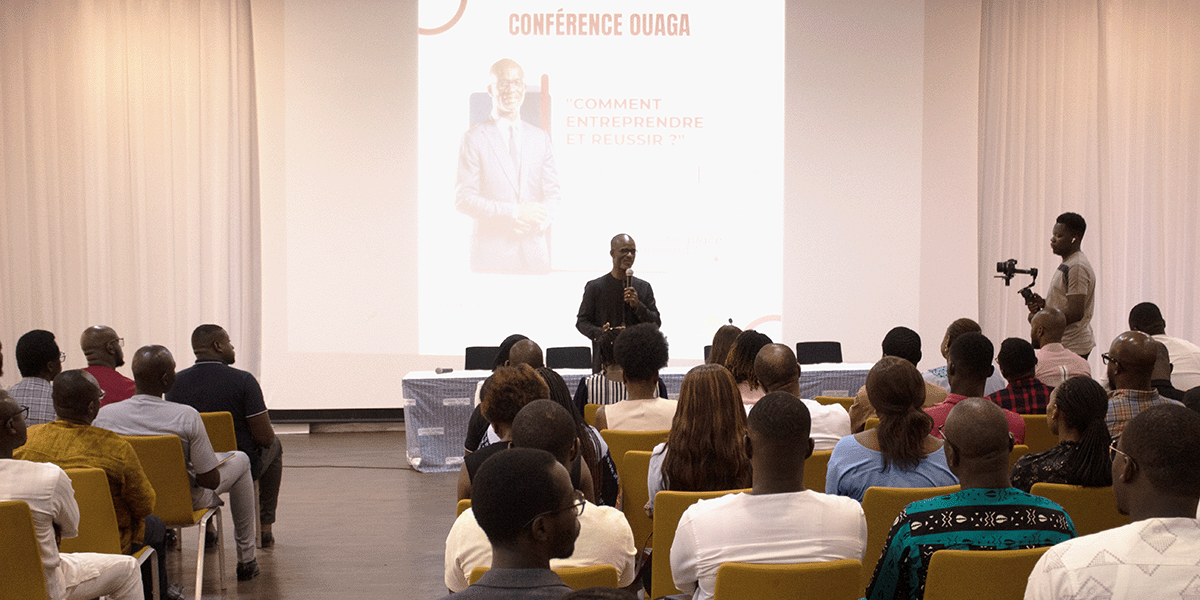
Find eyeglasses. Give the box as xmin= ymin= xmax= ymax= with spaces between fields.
xmin=1109 ymin=437 xmax=1130 ymax=463
xmin=59 ymin=352 xmax=67 ymax=364
xmin=523 ymin=490 xmax=586 ymax=529
xmin=1101 ymin=353 xmax=1120 ymax=367
xmin=113 ymin=338 xmax=124 ymax=348
xmin=6 ymin=405 xmax=29 ymax=425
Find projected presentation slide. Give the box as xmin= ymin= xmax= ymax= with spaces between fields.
xmin=418 ymin=1 xmax=783 ymax=357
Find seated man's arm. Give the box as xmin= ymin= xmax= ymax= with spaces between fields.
xmin=53 ymin=469 xmax=80 ymax=546
xmin=248 ymin=412 xmax=277 ymax=448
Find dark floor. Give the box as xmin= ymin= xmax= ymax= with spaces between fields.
xmin=165 ymin=430 xmax=459 ymax=600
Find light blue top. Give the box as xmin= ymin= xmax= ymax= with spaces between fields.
xmin=646 ymin=442 xmax=668 ymax=512
xmin=825 ymin=435 xmax=957 ymax=502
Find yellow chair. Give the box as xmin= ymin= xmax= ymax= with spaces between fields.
xmin=713 ymin=559 xmax=862 ymax=600
xmin=861 ymin=485 xmax=960 ymax=593
xmin=62 ymin=468 xmax=159 ymax=600
xmin=469 ymin=565 xmax=620 ymax=589
xmin=923 ymin=547 xmax=1049 ymax=600
xmin=1031 ymin=483 xmax=1128 ymax=536
xmin=599 ymin=429 xmax=668 ymax=476
xmin=584 ymin=404 xmax=600 ymax=428
xmin=864 ymin=417 xmax=880 ymax=430
xmin=621 ymin=450 xmax=654 ymax=551
xmin=804 ymin=450 xmax=833 ymax=494
xmin=456 ymin=498 xmax=472 ymax=517
xmin=1021 ymin=414 xmax=1056 ymax=455
xmin=815 ymin=396 xmax=855 ymax=414
xmin=652 ymin=488 xmax=748 ymax=599
xmin=0 ymin=500 xmax=49 ymax=600
xmin=1010 ymin=444 xmax=1030 ymax=469
xmin=199 ymin=411 xmax=238 ymax=453
xmin=122 ymin=434 xmax=226 ymax=600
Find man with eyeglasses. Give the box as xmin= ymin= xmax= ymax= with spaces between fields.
xmin=81 ymin=326 xmax=136 ymax=407
xmin=8 ymin=329 xmax=63 ymax=426
xmin=455 ymin=58 xmax=560 ymax=274
xmin=440 ymin=446 xmax=582 ymax=599
xmin=1026 ymin=404 xmax=1200 ymax=598
xmin=576 ymin=234 xmax=662 ymax=372
xmin=445 ymin=400 xmax=636 ymax=594
xmin=864 ymin=398 xmax=1075 ymax=600
xmin=1102 ymin=331 xmax=1184 ymax=437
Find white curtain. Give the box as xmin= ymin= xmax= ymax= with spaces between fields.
xmin=0 ymin=0 xmax=260 ymax=381
xmin=979 ymin=0 xmax=1200 ymax=367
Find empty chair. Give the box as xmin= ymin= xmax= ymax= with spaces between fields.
xmin=546 ymin=346 xmax=592 ymax=369
xmin=0 ymin=500 xmax=49 ymax=600
xmin=923 ymin=547 xmax=1049 ymax=600
xmin=795 ymin=341 xmax=842 ymax=364
xmin=1021 ymin=414 xmax=1057 ymax=454
xmin=199 ymin=411 xmax=237 ymax=454
xmin=122 ymin=434 xmax=225 ymax=600
xmin=860 ymin=485 xmax=960 ymax=593
xmin=713 ymin=560 xmax=862 ymax=600
xmin=1030 ymin=483 xmax=1128 ymax=536
xmin=651 ymin=489 xmax=748 ymax=599
xmin=464 ymin=346 xmax=500 ymax=371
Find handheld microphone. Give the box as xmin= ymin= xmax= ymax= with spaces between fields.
xmin=625 ymin=268 xmax=633 ymax=288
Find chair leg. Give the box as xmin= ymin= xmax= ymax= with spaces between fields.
xmin=195 ymin=519 xmax=206 ymax=600
xmin=150 ymin=550 xmax=160 ymax=600
xmin=216 ymin=507 xmax=227 ymax=590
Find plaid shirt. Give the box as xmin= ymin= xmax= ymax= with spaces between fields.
xmin=989 ymin=377 xmax=1054 ymax=415
xmin=7 ymin=377 xmax=56 ymax=426
xmin=1106 ymin=389 xmax=1182 ymax=437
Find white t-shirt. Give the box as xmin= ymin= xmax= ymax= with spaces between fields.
xmin=670 ymin=490 xmax=867 ymax=600
xmin=1025 ymin=518 xmax=1200 ymax=599
xmin=741 ymin=399 xmax=850 ymax=452
xmin=443 ymin=503 xmax=638 ymax=592
xmin=1154 ymin=334 xmax=1200 ymax=391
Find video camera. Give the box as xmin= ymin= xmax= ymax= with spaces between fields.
xmin=995 ymin=259 xmax=1038 ymax=302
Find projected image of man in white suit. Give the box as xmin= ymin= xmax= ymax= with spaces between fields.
xmin=455 ymin=58 xmax=560 ymax=273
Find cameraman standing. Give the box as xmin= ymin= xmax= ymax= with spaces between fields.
xmin=1024 ymin=213 xmax=1096 ymax=359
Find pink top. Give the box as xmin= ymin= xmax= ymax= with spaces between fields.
xmin=925 ymin=393 xmax=1026 ymax=443
xmin=1034 ymin=343 xmax=1092 ymax=388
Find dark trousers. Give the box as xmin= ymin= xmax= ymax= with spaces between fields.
xmin=132 ymin=514 xmax=169 ymax=600
xmin=255 ymin=436 xmax=283 ymax=525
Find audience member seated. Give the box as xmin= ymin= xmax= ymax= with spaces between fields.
xmin=15 ymin=370 xmax=155 ymax=557
xmin=1030 ymin=309 xmax=1091 ymax=387
xmin=0 ymin=390 xmax=144 ymax=600
xmin=922 ymin=318 xmax=1007 ymax=396
xmin=925 ymin=333 xmax=1026 ymax=443
xmin=754 ymin=343 xmax=850 ymax=450
xmin=723 ymin=330 xmax=772 ymax=406
xmin=167 ymin=324 xmax=283 ymax=548
xmin=538 ymin=367 xmax=616 ymax=507
xmin=826 ymin=357 xmax=956 ymax=502
xmin=1010 ymin=376 xmax=1112 ymax=492
xmin=1148 ymin=339 xmax=1186 ymax=401
xmin=572 ymin=329 xmax=669 ymax=416
xmin=444 ymin=401 xmax=636 ymax=593
xmin=8 ymin=329 xmax=62 ymax=426
xmin=458 ymin=365 xmax=549 ymax=501
xmin=465 ymin=334 xmax=536 ymax=452
xmin=1025 ymin=404 xmax=1200 ymax=598
xmin=1184 ymin=386 xmax=1200 ymax=415
xmin=1128 ymin=301 xmax=1200 ymax=390
xmin=670 ymin=392 xmax=867 ymax=600
xmin=705 ymin=323 xmax=741 ymax=366
xmin=850 ymin=327 xmax=947 ymax=432
xmin=95 ymin=345 xmax=261 ymax=581
xmin=646 ymin=364 xmax=751 ymax=515
xmin=80 ymin=326 xmax=136 ymax=406
xmin=1103 ymin=331 xmax=1183 ymax=437
xmin=439 ymin=447 xmax=581 ymax=600
xmin=864 ymin=399 xmax=1076 ymax=600
xmin=987 ymin=338 xmax=1054 ymax=414
xmin=594 ymin=324 xmax=676 ymax=431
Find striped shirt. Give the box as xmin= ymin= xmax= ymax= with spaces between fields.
xmin=1034 ymin=343 xmax=1091 ymax=388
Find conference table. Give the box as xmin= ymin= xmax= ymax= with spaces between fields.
xmin=401 ymin=362 xmax=873 ymax=473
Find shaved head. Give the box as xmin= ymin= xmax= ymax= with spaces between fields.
xmin=1108 ymin=331 xmax=1157 ymax=391
xmin=52 ymin=369 xmax=103 ymax=422
xmin=1030 ymin=309 xmax=1067 ymax=348
xmin=131 ymin=345 xmax=176 ymax=396
xmin=508 ymin=339 xmax=544 ymax=369
xmin=80 ymin=326 xmax=124 ymax=368
xmin=943 ymin=397 xmax=1011 ymax=462
xmin=753 ymin=344 xmax=801 ymax=394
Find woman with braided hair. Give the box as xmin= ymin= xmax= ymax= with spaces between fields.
xmin=1011 ymin=375 xmax=1112 ymax=491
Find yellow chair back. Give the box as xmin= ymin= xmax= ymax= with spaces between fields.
xmin=456 ymin=499 xmax=471 ymax=517
xmin=121 ymin=435 xmax=206 ymax=526
xmin=1021 ymin=414 xmax=1056 ymax=454
xmin=199 ymin=411 xmax=238 ymax=453
xmin=584 ymin=404 xmax=600 ymax=427
xmin=923 ymin=547 xmax=1049 ymax=600
xmin=61 ymin=467 xmax=123 ymax=554
xmin=652 ymin=488 xmax=748 ymax=599
xmin=468 ymin=565 xmax=620 ymax=590
xmin=622 ymin=450 xmax=654 ymax=550
xmin=861 ymin=485 xmax=960 ymax=593
xmin=1010 ymin=444 xmax=1030 ymax=469
xmin=0 ymin=501 xmax=50 ymax=600
xmin=864 ymin=417 xmax=880 ymax=430
xmin=804 ymin=450 xmax=833 ymax=494
xmin=599 ymin=429 xmax=668 ymax=475
xmin=1030 ymin=483 xmax=1128 ymax=536
xmin=814 ymin=396 xmax=855 ymax=413
xmin=713 ymin=560 xmax=862 ymax=600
